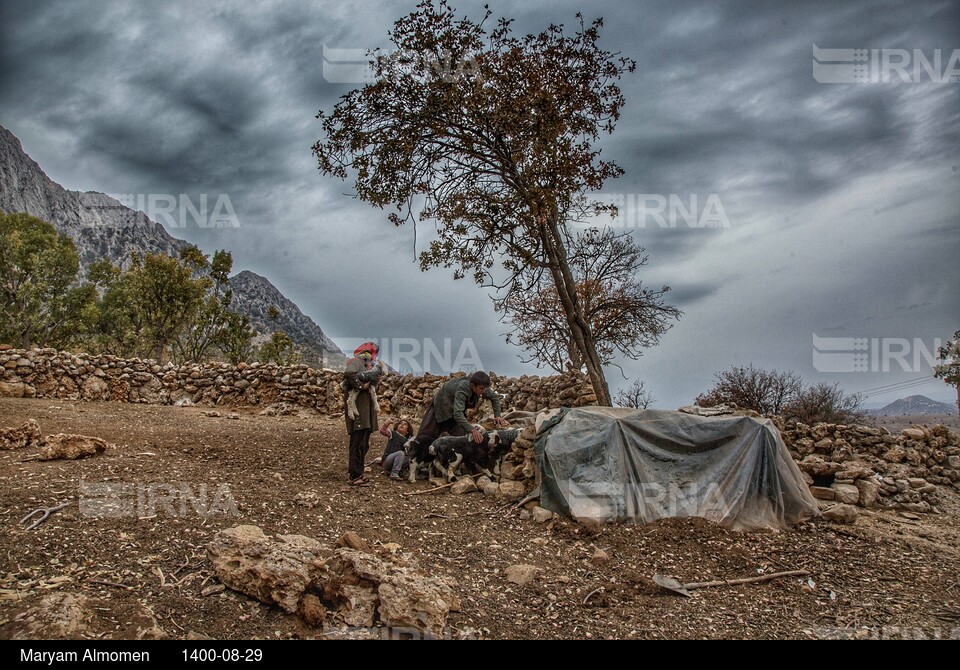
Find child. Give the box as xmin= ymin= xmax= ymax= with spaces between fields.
xmin=375 ymin=416 xmax=415 ymax=481
xmin=343 ymin=358 xmax=387 ymax=420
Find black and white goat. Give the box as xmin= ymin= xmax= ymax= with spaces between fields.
xmin=430 ymin=429 xmax=520 ymax=482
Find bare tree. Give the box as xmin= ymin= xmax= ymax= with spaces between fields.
xmin=696 ymin=365 xmax=803 ymax=415
xmin=313 ymin=1 xmax=637 ymax=405
xmin=615 ymin=379 xmax=654 ymax=409
xmin=499 ymin=227 xmax=680 ymax=373
xmin=784 ymin=382 xmax=865 ymax=425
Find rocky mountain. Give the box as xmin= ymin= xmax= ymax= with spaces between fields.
xmin=873 ymin=395 xmax=958 ymax=416
xmin=0 ymin=126 xmax=189 ymax=268
xmin=0 ymin=124 xmax=344 ymax=367
xmin=229 ymin=271 xmax=345 ymax=368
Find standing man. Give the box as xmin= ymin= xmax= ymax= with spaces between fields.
xmin=413 ymin=371 xmax=509 ymax=447
xmin=344 ymin=342 xmax=384 ymax=486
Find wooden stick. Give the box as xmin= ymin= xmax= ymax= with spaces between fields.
xmin=583 ymin=587 xmax=604 ymax=606
xmin=684 ymin=569 xmax=810 ymax=590
xmin=401 ymin=474 xmax=480 ymax=497
xmin=87 ymin=579 xmax=134 ymax=590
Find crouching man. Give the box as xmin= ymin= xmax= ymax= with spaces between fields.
xmin=418 ymin=371 xmax=508 ymax=444
xmin=404 ymin=371 xmax=508 ymax=482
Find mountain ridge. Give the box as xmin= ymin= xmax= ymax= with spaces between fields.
xmin=870 ymin=394 xmax=958 ymax=416
xmin=0 ymin=124 xmax=345 ymax=367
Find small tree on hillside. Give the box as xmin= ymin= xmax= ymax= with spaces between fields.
xmin=933 ymin=330 xmax=960 ymax=414
xmin=173 ymin=248 xmax=243 ymax=364
xmin=259 ymin=330 xmax=300 ymax=366
xmin=696 ymin=365 xmax=803 ymax=415
xmin=785 ymin=382 xmax=865 ymax=425
xmin=615 ymin=379 xmax=654 ymax=409
xmin=88 ymin=250 xmax=208 ymax=362
xmin=500 ymin=227 xmax=680 ymax=373
xmin=257 ymin=304 xmax=298 ymax=364
xmin=219 ymin=311 xmax=256 ymax=365
xmin=0 ymin=212 xmax=94 ymax=349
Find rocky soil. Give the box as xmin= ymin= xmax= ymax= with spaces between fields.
xmin=1 ymin=398 xmax=959 ymax=640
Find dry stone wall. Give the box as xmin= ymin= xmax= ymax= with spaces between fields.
xmin=0 ymin=347 xmax=598 ymax=419
xmin=6 ymin=347 xmax=958 ymax=515
xmin=779 ymin=420 xmax=960 ymax=513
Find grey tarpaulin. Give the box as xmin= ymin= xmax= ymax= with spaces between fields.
xmin=535 ymin=407 xmax=818 ymax=531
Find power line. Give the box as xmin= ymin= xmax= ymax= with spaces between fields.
xmin=859 ymin=378 xmax=939 ymax=399
xmin=853 ymin=375 xmax=936 ymax=396
xmin=860 ymin=379 xmax=936 ymax=398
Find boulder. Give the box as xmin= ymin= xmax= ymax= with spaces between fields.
xmin=898 ymin=501 xmax=930 ymax=514
xmin=832 ymin=483 xmax=860 ymax=505
xmin=532 ymin=507 xmax=554 ymax=523
xmin=3 ymin=591 xmax=167 ymax=640
xmin=336 ymin=531 xmax=372 ymax=553
xmin=855 ymin=479 xmax=881 ymax=508
xmin=0 ymin=419 xmax=41 ymax=450
xmin=207 ymin=525 xmax=459 ymax=639
xmin=37 ymin=434 xmax=109 ymax=460
xmin=499 ymin=461 xmax=526 ymax=481
xmin=496 ymin=480 xmax=526 ymax=502
xmin=880 ymin=444 xmax=907 ymax=463
xmin=207 ymin=525 xmax=331 ymax=614
xmin=822 ymin=504 xmax=858 ymax=524
xmin=451 ymin=478 xmax=479 ymax=495
xmin=834 ymin=464 xmax=875 ymax=481
xmin=80 ymin=375 xmax=109 ymax=401
xmin=504 ymin=564 xmax=539 ymax=586
xmin=809 ymin=486 xmax=835 ymax=501
xmin=327 ymin=549 xmax=460 ymax=638
xmin=799 ymin=455 xmax=842 ymax=477
xmin=0 ymin=381 xmax=26 ymax=397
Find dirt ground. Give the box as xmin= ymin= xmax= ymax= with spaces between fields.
xmin=1 ymin=398 xmax=959 ymax=640
xmin=869 ymin=413 xmax=960 ymax=433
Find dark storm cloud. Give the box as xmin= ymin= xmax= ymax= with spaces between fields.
xmin=1 ymin=0 xmax=958 ymax=406
xmin=662 ymin=281 xmax=723 ymax=308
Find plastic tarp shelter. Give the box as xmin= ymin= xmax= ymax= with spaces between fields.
xmin=536 ymin=407 xmax=818 ymax=531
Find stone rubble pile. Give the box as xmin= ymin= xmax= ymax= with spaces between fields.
xmin=780 ymin=421 xmax=960 ymax=514
xmin=207 ymin=525 xmax=459 ymax=637
xmin=0 ymin=418 xmax=41 ymax=450
xmin=0 ymin=418 xmax=110 ymax=461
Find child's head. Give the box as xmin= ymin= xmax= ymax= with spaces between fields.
xmin=395 ymin=418 xmax=414 ymax=437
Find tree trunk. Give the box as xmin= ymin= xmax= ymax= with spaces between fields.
xmin=20 ymin=317 xmax=31 ymax=350
xmin=539 ymin=215 xmax=612 ymax=406
xmin=565 ymin=339 xmax=583 ymax=372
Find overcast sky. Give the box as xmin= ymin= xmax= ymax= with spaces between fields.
xmin=1 ymin=0 xmax=958 ymax=408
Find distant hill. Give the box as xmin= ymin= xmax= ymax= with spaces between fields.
xmin=0 ymin=124 xmax=345 ymax=367
xmin=229 ymin=270 xmax=345 ymax=368
xmin=872 ymin=395 xmax=958 ymax=416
